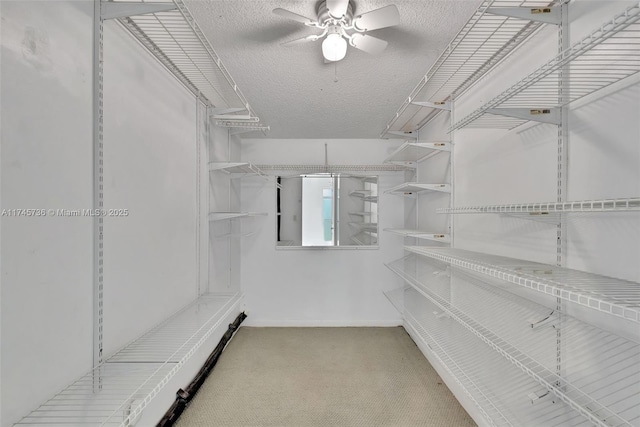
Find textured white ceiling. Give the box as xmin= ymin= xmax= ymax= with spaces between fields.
xmin=185 ymin=0 xmax=483 ymax=138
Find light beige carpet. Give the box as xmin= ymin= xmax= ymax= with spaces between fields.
xmin=176 ymin=327 xmax=476 ymax=427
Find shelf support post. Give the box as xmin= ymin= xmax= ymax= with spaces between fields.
xmin=556 ymin=0 xmax=570 ymax=388
xmin=92 ymin=0 xmax=105 ymax=391
xmin=449 ymin=100 xmax=455 ymax=249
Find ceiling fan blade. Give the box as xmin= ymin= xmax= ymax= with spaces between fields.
xmin=273 ymin=8 xmax=315 ymax=25
xmin=281 ymin=35 xmax=320 ymax=46
xmin=353 ymin=5 xmax=400 ymax=31
xmin=327 ymin=0 xmax=349 ymax=18
xmin=350 ymin=33 xmax=388 ymax=55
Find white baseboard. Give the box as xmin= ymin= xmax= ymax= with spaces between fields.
xmin=242 ymin=318 xmax=403 ymax=327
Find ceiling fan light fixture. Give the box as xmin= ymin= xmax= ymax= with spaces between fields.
xmin=322 ymin=33 xmax=348 ymax=62
xmin=275 ymin=1 xmax=399 ymax=61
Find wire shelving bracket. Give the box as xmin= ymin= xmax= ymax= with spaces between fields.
xmin=485 ymin=6 xmax=562 ymax=25
xmin=451 ymin=2 xmax=640 ymax=130
xmin=386 ymin=182 xmax=451 ymax=195
xmin=384 ymin=228 xmax=451 ymax=244
xmin=208 ymin=162 xmax=269 ymax=180
xmin=383 ymin=142 xmax=451 ymax=167
xmin=381 ymin=0 xmax=557 ymax=136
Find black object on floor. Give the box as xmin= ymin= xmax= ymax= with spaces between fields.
xmin=156 ymin=312 xmax=248 ymax=427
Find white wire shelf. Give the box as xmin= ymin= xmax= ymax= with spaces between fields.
xmin=351 ymin=232 xmax=378 ymax=246
xmin=438 ymin=198 xmax=640 ymax=214
xmin=405 ymin=246 xmax=640 ymax=324
xmin=15 ymin=293 xmax=242 ymax=426
xmin=383 ymin=142 xmax=451 ymax=166
xmin=363 ymin=195 xmax=378 ymax=203
xmin=208 ymin=212 xmax=267 ymax=221
xmin=350 ymin=192 xmax=379 ymax=203
xmin=349 ymin=211 xmax=374 ymax=217
xmin=404 ymin=309 xmax=513 ymax=427
xmin=351 ymin=235 xmax=366 ymax=246
xmin=383 ymin=285 xmax=407 ymax=314
xmin=350 ymin=191 xmax=379 ymax=203
xmin=384 ymin=228 xmax=451 ymax=244
xmin=386 ymin=182 xmax=451 ymax=195
xmin=382 ymin=0 xmax=554 ymax=136
xmin=390 ymin=258 xmax=639 ymax=427
xmin=114 ymin=0 xmax=267 ymax=128
xmin=208 ymin=162 xmax=267 ymax=178
xmin=450 ymin=268 xmax=640 ymax=425
xmin=404 ymin=292 xmax=604 ymax=427
xmin=452 ymin=2 xmax=640 ymax=130
xmin=348 ymin=222 xmax=378 ymax=232
xmin=349 ymin=190 xmax=372 ymax=197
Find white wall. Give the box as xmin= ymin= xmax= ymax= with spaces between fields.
xmin=561 ymin=0 xmax=640 ymax=284
xmin=452 ymin=17 xmax=560 ymax=265
xmin=240 ymin=139 xmax=405 ymax=326
xmin=1 ymin=2 xmax=93 ymax=425
xmin=102 ymin=20 xmax=199 ymax=357
xmin=197 ymin=100 xmax=209 ymax=295
xmin=209 ymin=127 xmax=245 ymax=293
xmin=242 ymin=138 xmax=402 ymax=165
xmin=1 ymin=3 xmax=216 ymax=424
xmin=208 ymin=126 xmax=233 ymax=292
xmin=565 ymin=79 xmax=640 ymax=282
xmin=229 ymin=135 xmax=244 ymax=293
xmin=415 ymin=111 xmax=452 ymax=244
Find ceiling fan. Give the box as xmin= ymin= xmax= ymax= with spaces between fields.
xmin=273 ymin=0 xmax=400 ymax=62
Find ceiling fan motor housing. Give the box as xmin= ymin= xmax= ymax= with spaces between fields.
xmin=326 ymin=25 xmax=342 ymax=36
xmin=317 ymin=0 xmax=354 ymax=24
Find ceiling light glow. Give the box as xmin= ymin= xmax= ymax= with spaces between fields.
xmin=322 ymin=33 xmax=348 ymax=62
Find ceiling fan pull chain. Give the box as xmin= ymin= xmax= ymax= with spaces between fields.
xmin=334 ymin=62 xmax=339 ymax=83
